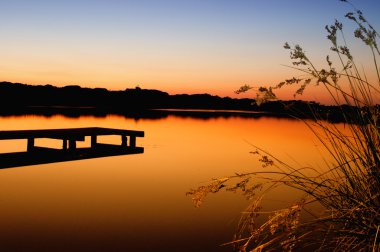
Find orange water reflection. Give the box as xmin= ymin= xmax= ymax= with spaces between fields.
xmin=0 ymin=114 xmax=334 ymax=251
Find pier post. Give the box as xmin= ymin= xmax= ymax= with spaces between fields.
xmin=69 ymin=139 xmax=76 ymax=150
xmin=27 ymin=138 xmax=35 ymax=152
xmin=130 ymin=136 xmax=136 ymax=148
xmin=121 ymin=135 xmax=127 ymax=147
xmin=63 ymin=139 xmax=68 ymax=150
xmin=91 ymin=135 xmax=97 ymax=148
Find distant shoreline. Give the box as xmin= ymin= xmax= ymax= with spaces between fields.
xmin=0 ymin=81 xmax=363 ymax=122
xmin=151 ymin=108 xmax=266 ymax=114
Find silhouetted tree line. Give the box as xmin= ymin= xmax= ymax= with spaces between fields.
xmin=0 ymin=81 xmax=360 ymax=122
xmin=0 ymin=82 xmax=253 ymax=110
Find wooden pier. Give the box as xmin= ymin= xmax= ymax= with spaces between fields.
xmin=0 ymin=127 xmax=144 ymax=169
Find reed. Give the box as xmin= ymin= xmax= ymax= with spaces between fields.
xmin=188 ymin=1 xmax=380 ymax=251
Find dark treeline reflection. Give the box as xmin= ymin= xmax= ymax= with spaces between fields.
xmin=0 ymin=107 xmax=280 ymax=121
xmin=0 ymin=107 xmax=356 ymax=123
xmin=0 ymin=81 xmax=363 ymax=123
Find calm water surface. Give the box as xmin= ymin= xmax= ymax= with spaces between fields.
xmin=0 ymin=114 xmax=328 ymax=252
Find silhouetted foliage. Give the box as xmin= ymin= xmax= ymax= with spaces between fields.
xmin=0 ymin=81 xmax=360 ymax=122
xmin=189 ymin=1 xmax=380 ymax=251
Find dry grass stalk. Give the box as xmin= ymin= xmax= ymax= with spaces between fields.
xmin=188 ymin=1 xmax=380 ymax=251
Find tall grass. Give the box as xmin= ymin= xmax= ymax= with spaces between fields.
xmin=187 ymin=1 xmax=380 ymax=251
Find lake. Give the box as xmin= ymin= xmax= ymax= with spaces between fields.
xmin=0 ymin=112 xmax=329 ymax=252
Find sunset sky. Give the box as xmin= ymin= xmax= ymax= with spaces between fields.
xmin=1 ymin=0 xmax=380 ymax=102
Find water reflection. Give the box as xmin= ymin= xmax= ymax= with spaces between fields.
xmin=0 ymin=113 xmax=331 ymax=251
xmin=0 ymin=107 xmax=295 ymax=121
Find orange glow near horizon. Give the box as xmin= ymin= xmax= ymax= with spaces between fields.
xmin=0 ymin=63 xmax=323 ymax=100
xmin=0 ymin=58 xmax=294 ymax=98
xmin=4 ymin=67 xmax=375 ymax=105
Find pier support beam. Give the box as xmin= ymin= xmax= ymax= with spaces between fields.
xmin=130 ymin=136 xmax=136 ymax=148
xmin=121 ymin=135 xmax=127 ymax=147
xmin=27 ymin=138 xmax=35 ymax=152
xmin=91 ymin=135 xmax=97 ymax=148
xmin=69 ymin=139 xmax=76 ymax=150
xmin=63 ymin=139 xmax=68 ymax=150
